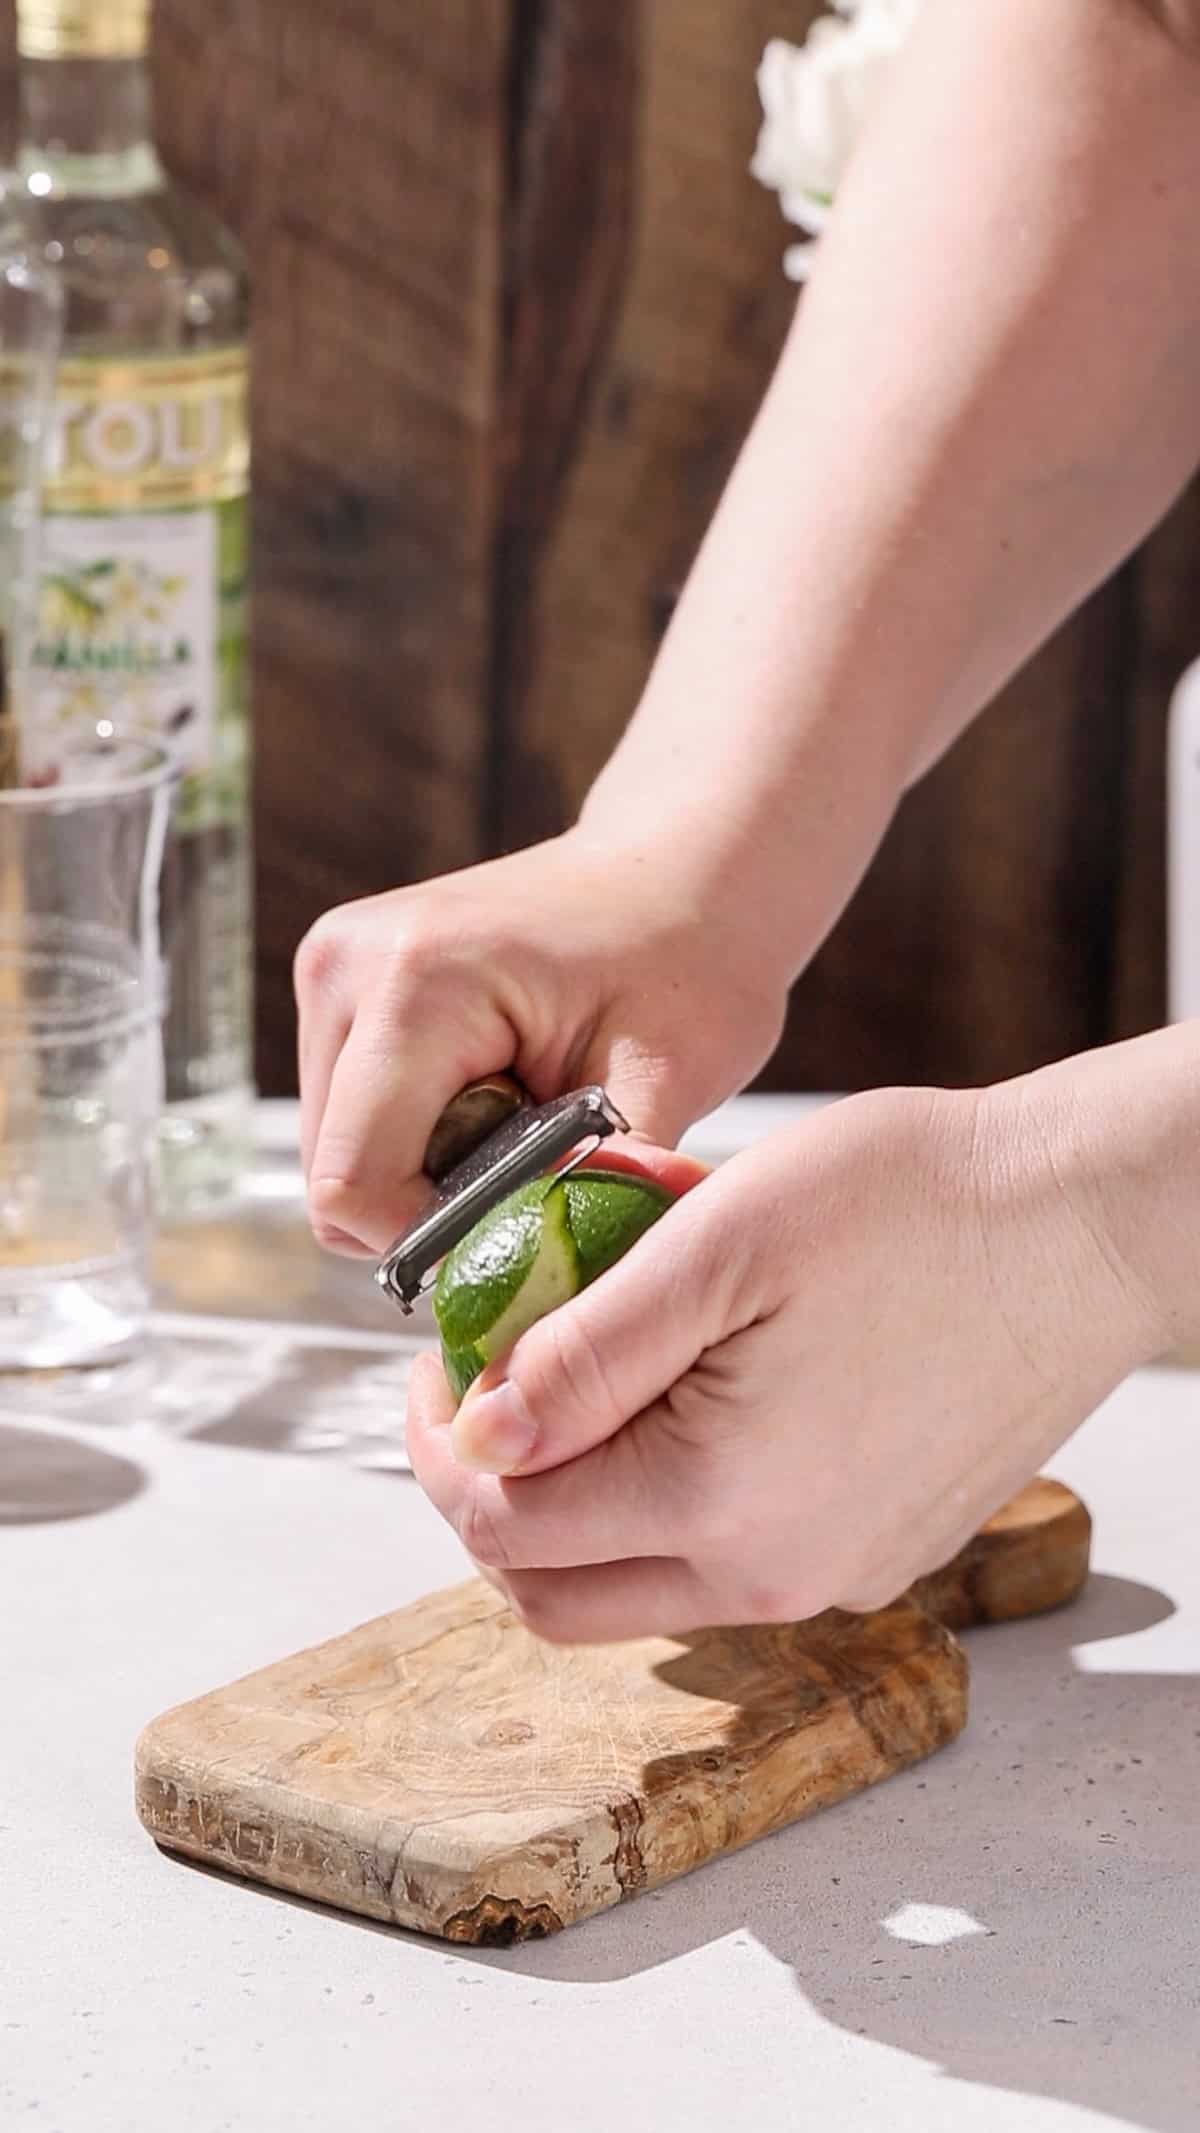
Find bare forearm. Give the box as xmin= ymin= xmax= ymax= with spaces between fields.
xmin=583 ymin=0 xmax=1200 ymax=989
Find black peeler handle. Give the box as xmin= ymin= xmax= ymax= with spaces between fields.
xmin=422 ymin=1073 xmax=529 ymax=1182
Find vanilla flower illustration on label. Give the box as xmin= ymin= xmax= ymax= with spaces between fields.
xmin=34 ymin=514 xmax=216 ymax=775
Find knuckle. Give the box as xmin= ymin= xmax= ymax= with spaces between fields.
xmin=735 ymin=1577 xmax=802 ymax=1626
xmin=472 ymin=1561 xmax=511 ymax=1601
xmin=381 ymin=922 xmax=445 ymax=997
xmin=825 ymin=1543 xmax=902 ymax=1616
xmin=736 ymin=1570 xmax=830 ymax=1625
xmin=533 ymin=1616 xmax=584 ymax=1648
xmin=505 ymin=1578 xmax=575 ymax=1645
xmin=840 ymin=1577 xmax=902 ymax=1616
xmin=308 ymin=1170 xmax=360 ymax=1228
xmin=458 ymin=1487 xmax=514 ymax=1574
xmin=294 ymin=914 xmax=346 ymax=997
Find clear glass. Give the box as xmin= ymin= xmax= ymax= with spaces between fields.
xmin=4 ymin=41 xmax=254 ymax=1211
xmin=0 ymin=730 xmax=172 ymax=1367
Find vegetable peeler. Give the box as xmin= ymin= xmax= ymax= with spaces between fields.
xmin=375 ymin=1075 xmax=629 ymax=1314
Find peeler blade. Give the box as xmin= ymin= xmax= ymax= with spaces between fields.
xmin=375 ymin=1084 xmax=629 ymax=1314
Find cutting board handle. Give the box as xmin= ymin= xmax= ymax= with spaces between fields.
xmin=910 ymin=1476 xmax=1090 ymax=1631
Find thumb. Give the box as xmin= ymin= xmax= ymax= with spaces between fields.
xmin=449 ymin=1162 xmax=738 ymax=1478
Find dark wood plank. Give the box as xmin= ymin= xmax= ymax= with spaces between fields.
xmin=153 ymin=0 xmax=507 ymax=1092
xmin=489 ymin=0 xmax=640 ymax=848
xmin=491 ymin=0 xmax=803 ymax=851
xmin=767 ymin=574 xmax=1138 ymax=1092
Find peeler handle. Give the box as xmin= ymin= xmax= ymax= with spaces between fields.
xmin=422 ymin=1073 xmax=529 ymax=1181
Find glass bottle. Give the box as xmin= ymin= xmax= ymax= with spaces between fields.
xmin=9 ymin=0 xmax=253 ymax=1206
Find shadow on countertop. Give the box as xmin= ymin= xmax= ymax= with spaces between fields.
xmin=0 ymin=1422 xmax=146 ymax=1524
xmin=477 ymin=1570 xmax=1199 ymax=2133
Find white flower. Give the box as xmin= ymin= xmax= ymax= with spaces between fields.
xmin=751 ymin=0 xmax=923 ymax=277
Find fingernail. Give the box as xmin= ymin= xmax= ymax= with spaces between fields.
xmin=452 ymin=1379 xmax=538 ymax=1474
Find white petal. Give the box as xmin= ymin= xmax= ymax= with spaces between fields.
xmin=783 ymin=242 xmax=817 ymax=283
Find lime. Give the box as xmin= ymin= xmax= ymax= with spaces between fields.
xmin=562 ymin=1168 xmax=671 ymax=1284
xmin=432 ymin=1163 xmax=673 ymax=1402
xmin=432 ymin=1177 xmax=557 ymax=1350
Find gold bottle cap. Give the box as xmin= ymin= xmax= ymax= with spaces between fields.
xmin=16 ymin=0 xmax=151 ymax=60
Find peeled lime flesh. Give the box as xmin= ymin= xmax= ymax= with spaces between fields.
xmin=432 ymin=1165 xmax=672 ymax=1402
xmin=431 ymin=1177 xmax=556 ymax=1350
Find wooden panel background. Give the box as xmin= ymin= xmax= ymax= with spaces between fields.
xmin=133 ymin=0 xmax=1194 ymax=1093
xmin=151 ymin=0 xmax=507 ymax=1095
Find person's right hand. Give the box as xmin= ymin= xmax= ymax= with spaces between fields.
xmin=293 ymin=828 xmax=787 ymax=1257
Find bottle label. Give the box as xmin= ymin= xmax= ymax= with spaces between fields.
xmin=16 ymin=0 xmax=150 ymax=62
xmin=26 ymin=349 xmax=248 ymax=808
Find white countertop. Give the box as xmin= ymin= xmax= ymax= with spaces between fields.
xmin=3 ymin=1098 xmax=1199 ymax=2133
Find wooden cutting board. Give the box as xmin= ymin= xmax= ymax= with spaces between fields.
xmin=135 ymin=1477 xmax=1090 ymax=1944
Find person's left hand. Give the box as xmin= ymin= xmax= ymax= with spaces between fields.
xmin=406 ymin=1079 xmax=1166 ymax=1642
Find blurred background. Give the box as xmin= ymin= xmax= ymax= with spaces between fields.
xmin=7 ymin=0 xmax=1189 ymax=1102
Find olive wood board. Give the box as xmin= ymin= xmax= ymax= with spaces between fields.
xmin=136 ymin=1477 xmax=1090 ymax=1944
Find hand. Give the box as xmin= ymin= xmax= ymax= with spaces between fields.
xmin=407 ymin=1076 xmax=1170 ymax=1642
xmin=294 ymin=829 xmax=785 ymax=1256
